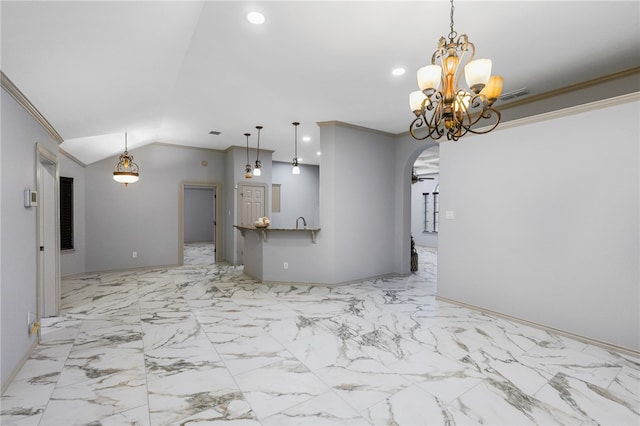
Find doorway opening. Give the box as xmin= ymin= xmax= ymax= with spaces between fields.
xmin=179 ymin=182 xmax=222 ymax=265
xmin=411 ymin=146 xmax=440 ymax=249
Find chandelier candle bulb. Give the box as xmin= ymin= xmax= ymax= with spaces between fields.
xmin=417 ymin=65 xmax=442 ymax=92
xmin=465 ymin=58 xmax=492 ymax=93
xmin=410 ymin=91 xmax=427 ymax=114
xmin=481 ymin=75 xmax=504 ymax=105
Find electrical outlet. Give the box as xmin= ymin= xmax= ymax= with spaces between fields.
xmin=27 ymin=311 xmax=35 ymax=327
xmin=132 ymin=251 xmax=137 ymax=258
xmin=283 ymin=262 xmax=288 ymax=270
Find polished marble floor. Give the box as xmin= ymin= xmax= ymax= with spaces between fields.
xmin=184 ymin=242 xmax=216 ymax=265
xmin=1 ymin=247 xmax=639 ymax=425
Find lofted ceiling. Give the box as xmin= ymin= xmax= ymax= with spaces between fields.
xmin=2 ymin=1 xmax=639 ymax=167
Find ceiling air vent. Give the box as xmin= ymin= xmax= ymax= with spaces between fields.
xmin=499 ymin=88 xmax=530 ymax=101
xmin=209 ymin=130 xmax=221 ymax=135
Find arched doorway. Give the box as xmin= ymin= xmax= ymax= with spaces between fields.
xmin=411 ymin=146 xmax=439 ymax=248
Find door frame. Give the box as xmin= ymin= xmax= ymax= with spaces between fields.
xmin=36 ymin=143 xmax=60 ymax=319
xmin=178 ymin=181 xmax=222 ymax=265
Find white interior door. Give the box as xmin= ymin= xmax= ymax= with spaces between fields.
xmin=37 ymin=151 xmax=59 ymax=318
xmin=241 ymin=186 xmax=265 ymax=226
xmin=237 ymin=184 xmax=266 ymax=263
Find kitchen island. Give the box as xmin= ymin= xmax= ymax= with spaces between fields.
xmin=234 ymin=225 xmax=323 ymax=283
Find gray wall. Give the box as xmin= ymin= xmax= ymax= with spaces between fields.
xmin=59 ymin=153 xmax=86 ymax=276
xmin=1 ymin=87 xmax=60 ymax=389
xmin=271 ymin=161 xmax=319 ymax=229
xmin=437 ymin=98 xmax=639 ymax=351
xmin=184 ymin=187 xmax=214 ymax=243
xmin=84 ymin=144 xmax=225 ymax=272
xmin=319 ymin=122 xmax=397 ymax=283
xmin=244 ymin=123 xmax=399 ymax=285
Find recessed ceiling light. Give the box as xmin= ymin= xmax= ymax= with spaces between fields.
xmin=392 ymin=67 xmax=406 ymax=76
xmin=316 ymin=151 xmax=322 ymax=156
xmin=302 ymin=136 xmax=311 ymax=142
xmin=246 ymin=11 xmax=265 ymax=25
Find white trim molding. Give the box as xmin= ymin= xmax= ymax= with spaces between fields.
xmin=492 ymin=92 xmax=640 ymax=133
xmin=437 ymin=295 xmax=640 ymax=357
xmin=1 ymin=71 xmax=64 ymax=144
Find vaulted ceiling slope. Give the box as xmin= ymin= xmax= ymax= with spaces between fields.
xmin=2 ymin=1 xmax=639 ymax=165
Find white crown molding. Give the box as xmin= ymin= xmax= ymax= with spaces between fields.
xmin=1 ymin=71 xmax=64 ymax=144
xmin=59 ymin=148 xmax=87 ymax=168
xmin=492 ymin=92 xmax=640 ymax=133
xmin=318 ymin=120 xmax=396 ymax=137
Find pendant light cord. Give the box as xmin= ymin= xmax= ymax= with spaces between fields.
xmin=256 ymin=126 xmax=262 ymax=161
xmin=245 ymin=133 xmax=251 ymax=164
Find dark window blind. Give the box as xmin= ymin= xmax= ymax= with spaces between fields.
xmin=60 ymin=176 xmax=74 ymax=250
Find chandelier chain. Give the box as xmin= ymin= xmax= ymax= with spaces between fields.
xmin=448 ymin=0 xmax=457 ymax=41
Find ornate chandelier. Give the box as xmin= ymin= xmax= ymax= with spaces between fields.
xmin=409 ymin=0 xmax=503 ymax=141
xmin=113 ymin=132 xmax=139 ymax=186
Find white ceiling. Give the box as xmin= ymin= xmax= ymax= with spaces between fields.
xmin=2 ymin=1 xmax=639 ymax=166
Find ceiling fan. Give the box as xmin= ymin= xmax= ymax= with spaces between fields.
xmin=411 ymin=168 xmax=435 ymax=184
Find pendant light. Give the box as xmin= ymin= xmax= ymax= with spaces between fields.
xmin=291 ymin=121 xmax=300 ymax=175
xmin=244 ymin=132 xmax=253 ymax=179
xmin=253 ymin=125 xmax=262 ymax=176
xmin=113 ymin=132 xmax=139 ymax=186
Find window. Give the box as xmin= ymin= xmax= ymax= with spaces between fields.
xmin=60 ymin=176 xmax=74 ymax=250
xmin=422 ymin=190 xmax=439 ymax=233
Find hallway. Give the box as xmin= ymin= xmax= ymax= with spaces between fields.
xmin=1 ymin=247 xmax=638 ymax=425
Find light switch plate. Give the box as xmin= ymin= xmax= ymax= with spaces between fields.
xmin=445 ymin=211 xmax=455 ymax=220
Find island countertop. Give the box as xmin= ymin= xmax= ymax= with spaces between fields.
xmin=234 ymin=225 xmax=321 ymax=243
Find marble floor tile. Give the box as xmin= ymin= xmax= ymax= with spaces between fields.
xmin=144 ymin=334 xmax=222 ymax=382
xmin=534 ymin=372 xmax=640 ymax=425
xmin=147 ymin=367 xmax=247 ymax=426
xmin=38 ymin=373 xmax=148 ymax=426
xmin=261 ymin=391 xmax=368 ymax=425
xmin=449 ymin=380 xmax=584 ymax=425
xmin=284 ymin=331 xmax=369 ymax=371
xmin=2 ymin=245 xmax=639 ymax=425
xmin=363 ymin=384 xmax=478 ymax=425
xmin=234 ymin=359 xmax=331 ymax=420
xmin=388 ymin=348 xmax=484 ymax=403
xmin=314 ymin=359 xmax=412 ymax=412
xmin=213 ymin=334 xmax=294 ymax=376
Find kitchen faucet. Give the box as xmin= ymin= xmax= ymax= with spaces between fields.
xmin=296 ymin=216 xmax=307 ymax=229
